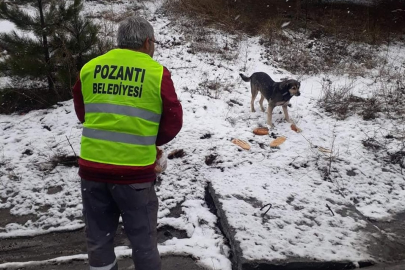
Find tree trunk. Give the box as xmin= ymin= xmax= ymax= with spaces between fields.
xmin=38 ymin=0 xmax=55 ymax=92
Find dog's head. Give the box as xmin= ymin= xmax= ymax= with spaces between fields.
xmin=281 ymin=80 xmax=301 ymax=96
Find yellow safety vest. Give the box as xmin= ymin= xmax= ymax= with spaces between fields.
xmin=79 ymin=49 xmax=163 ymax=166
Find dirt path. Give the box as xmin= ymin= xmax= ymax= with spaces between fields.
xmin=1 ymin=256 xmax=202 ymax=270
xmin=0 ymin=220 xmax=195 ymax=269
xmin=0 ymin=225 xmax=187 ymax=264
xmin=363 ymin=261 xmax=405 ymax=270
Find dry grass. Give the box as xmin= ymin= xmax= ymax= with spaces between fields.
xmin=0 ymin=86 xmax=72 ymax=114
xmin=182 ymin=76 xmax=234 ymax=99
xmin=168 ymin=15 xmax=241 ymax=61
xmin=164 ymin=0 xmax=405 ymax=43
xmin=163 ymin=0 xmax=405 ymax=76
xmin=258 ymin=30 xmax=382 ymax=76
xmin=317 ymin=62 xmax=405 ymax=121
xmin=375 ymin=68 xmax=405 ymax=118
xmin=321 ymin=72 xmax=404 ymax=121
xmin=163 ymin=0 xmax=238 ymax=32
xmin=317 ymin=78 xmax=384 ymax=120
xmin=99 ymin=10 xmax=134 ymax=23
xmin=318 ymin=79 xmax=356 ymax=120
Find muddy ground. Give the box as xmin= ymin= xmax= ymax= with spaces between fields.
xmin=1 ymin=256 xmax=202 ymax=270
xmin=0 ymin=225 xmax=199 ymax=270
xmin=1 ymin=199 xmax=405 ymax=270
xmin=0 ymin=225 xmax=187 ymax=264
xmin=0 ymin=206 xmax=196 ymax=269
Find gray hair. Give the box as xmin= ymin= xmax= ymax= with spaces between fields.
xmin=117 ymin=16 xmax=154 ymax=50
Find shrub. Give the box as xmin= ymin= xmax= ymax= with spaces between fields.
xmin=0 ymin=0 xmax=106 ymax=114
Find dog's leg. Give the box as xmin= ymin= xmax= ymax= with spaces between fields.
xmin=259 ymin=94 xmax=265 ymax=112
xmin=251 ymin=96 xmax=256 ymax=112
xmin=251 ymin=86 xmax=258 ymax=112
xmin=267 ymin=104 xmax=275 ymax=127
xmin=282 ymin=104 xmax=292 ymax=123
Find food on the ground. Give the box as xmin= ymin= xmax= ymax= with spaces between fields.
xmin=253 ymin=127 xmax=269 ymax=135
xmin=270 ymin=136 xmax=287 ymax=147
xmin=291 ymin=124 xmax=302 ymax=133
xmin=231 ymin=138 xmax=251 ymax=150
xmin=318 ymin=147 xmax=332 ymax=154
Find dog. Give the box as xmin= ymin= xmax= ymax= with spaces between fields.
xmin=240 ymin=72 xmax=301 ymax=127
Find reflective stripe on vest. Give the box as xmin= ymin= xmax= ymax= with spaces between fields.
xmin=83 ymin=127 xmax=157 ymax=145
xmin=79 ymin=49 xmax=163 ymax=166
xmin=85 ymin=103 xmax=161 ymax=123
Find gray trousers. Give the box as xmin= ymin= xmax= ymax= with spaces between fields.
xmin=81 ymin=179 xmax=161 ymax=270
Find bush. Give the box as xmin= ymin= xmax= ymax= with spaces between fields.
xmin=0 ymin=0 xmax=106 ymax=114
xmin=164 ymin=0 xmax=405 ymax=43
xmin=0 ymin=86 xmax=71 ymax=114
xmin=317 ymin=78 xmax=383 ymax=120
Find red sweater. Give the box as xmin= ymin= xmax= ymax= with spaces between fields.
xmin=72 ymin=67 xmax=183 ymax=184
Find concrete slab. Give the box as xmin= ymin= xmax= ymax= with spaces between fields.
xmin=206 ymin=177 xmax=405 ymax=270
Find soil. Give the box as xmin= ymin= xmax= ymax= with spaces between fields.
xmin=0 ymin=225 xmax=188 ymax=264
xmin=0 ymin=205 xmax=190 ymax=269
xmin=2 ymin=256 xmax=202 ymax=270
xmin=369 ymin=212 xmax=405 ymax=262
xmin=363 ymin=261 xmax=405 ymax=270
xmin=0 ymin=87 xmax=72 ymax=115
xmin=168 ymin=0 xmax=405 ymax=42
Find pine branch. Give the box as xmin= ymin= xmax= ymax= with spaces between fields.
xmin=0 ymin=31 xmax=41 ymax=53
xmin=0 ymin=0 xmax=100 ymax=92
xmin=0 ymin=2 xmax=37 ymax=30
xmin=0 ymin=61 xmax=10 ymax=75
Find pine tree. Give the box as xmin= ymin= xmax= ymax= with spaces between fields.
xmin=52 ymin=0 xmax=101 ymax=89
xmin=0 ymin=0 xmax=101 ymax=94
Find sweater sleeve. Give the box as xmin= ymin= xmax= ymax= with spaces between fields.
xmin=156 ymin=67 xmax=183 ymax=146
xmin=72 ymin=79 xmax=85 ymax=123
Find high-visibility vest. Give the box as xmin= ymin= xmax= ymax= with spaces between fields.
xmin=79 ymin=49 xmax=163 ymax=166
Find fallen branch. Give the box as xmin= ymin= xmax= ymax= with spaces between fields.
xmin=171 ymin=66 xmax=197 ymax=70
xmin=65 ymin=136 xmax=77 ymax=157
xmin=326 ymin=204 xmax=335 ymax=216
xmin=260 ymin=203 xmax=272 ymax=216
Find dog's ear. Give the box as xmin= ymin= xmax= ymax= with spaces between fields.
xmin=279 ymin=81 xmax=290 ymax=91
xmin=280 ymin=81 xmax=297 ymax=92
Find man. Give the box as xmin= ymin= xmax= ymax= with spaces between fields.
xmin=72 ymin=16 xmax=182 ymax=270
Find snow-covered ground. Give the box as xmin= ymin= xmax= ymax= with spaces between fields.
xmin=0 ymin=21 xmax=14 ymax=34
xmin=1 ymin=1 xmax=405 ymax=269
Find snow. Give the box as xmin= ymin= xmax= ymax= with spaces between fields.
xmin=0 ymin=15 xmax=36 ymax=39
xmin=0 ymin=77 xmax=10 ymax=89
xmin=0 ymin=254 xmax=88 ymax=270
xmin=1 ymin=0 xmax=405 ymax=269
xmin=0 ymin=20 xmax=15 ymax=33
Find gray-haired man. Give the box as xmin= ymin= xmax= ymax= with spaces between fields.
xmin=73 ymin=16 xmax=183 ymax=270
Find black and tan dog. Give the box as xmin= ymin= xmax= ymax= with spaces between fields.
xmin=240 ymin=72 xmax=301 ymax=127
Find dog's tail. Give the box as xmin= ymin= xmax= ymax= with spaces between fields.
xmin=239 ymin=73 xmax=251 ymax=82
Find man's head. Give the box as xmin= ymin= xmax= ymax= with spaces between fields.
xmin=117 ymin=16 xmax=155 ymax=57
